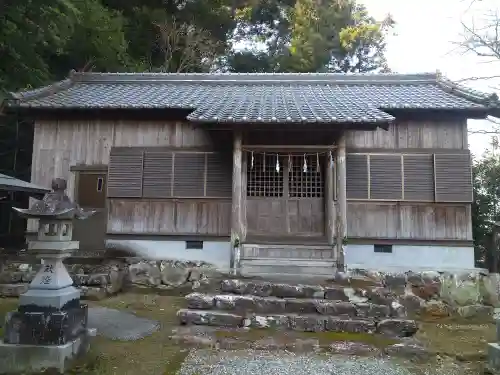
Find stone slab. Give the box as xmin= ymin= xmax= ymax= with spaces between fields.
xmin=0 ymin=331 xmax=91 ymax=374
xmin=87 ymin=307 xmax=160 ymax=341
xmin=489 ymin=342 xmax=500 ymax=373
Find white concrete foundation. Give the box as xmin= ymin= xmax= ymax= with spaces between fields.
xmin=344 ymin=244 xmax=476 ymax=272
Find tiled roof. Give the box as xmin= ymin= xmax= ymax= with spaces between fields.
xmin=6 ymin=71 xmax=500 ymax=124
xmin=0 ymin=173 xmax=49 ymax=194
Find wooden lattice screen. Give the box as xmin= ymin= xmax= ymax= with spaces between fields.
xmin=246 ymin=153 xmax=324 ymax=198
xmin=288 ymin=155 xmax=324 ymax=198
xmin=247 ymin=154 xmax=285 ymax=197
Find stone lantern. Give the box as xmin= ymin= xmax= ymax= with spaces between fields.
xmin=0 ymin=178 xmax=96 ymax=374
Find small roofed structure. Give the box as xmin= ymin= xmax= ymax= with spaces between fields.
xmin=0 ymin=173 xmax=49 ymax=195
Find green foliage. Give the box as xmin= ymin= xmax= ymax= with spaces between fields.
xmin=286 ymin=0 xmax=394 ymax=73
xmin=0 ymin=0 xmax=79 ymax=92
xmin=472 ymin=150 xmax=500 ymax=269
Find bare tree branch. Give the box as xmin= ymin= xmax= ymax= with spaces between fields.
xmin=457 ymin=8 xmax=500 ymax=61
xmin=456 ymin=74 xmax=500 ymax=82
xmin=153 ymin=19 xmax=222 ymax=73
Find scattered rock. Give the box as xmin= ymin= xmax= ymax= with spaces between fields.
xmin=399 ymin=292 xmax=424 ymax=315
xmin=80 ymin=286 xmax=108 ymax=301
xmin=406 ymin=272 xmax=424 ymax=287
xmin=326 ymin=318 xmax=376 ymax=333
xmin=456 ymin=304 xmax=494 ymax=320
xmin=315 ymin=300 xmax=357 ymax=317
xmin=246 ymin=314 xmax=289 ymax=329
xmin=178 ymin=309 xmax=244 ymax=327
xmin=355 ymin=303 xmax=391 ymax=319
xmin=329 ymin=341 xmax=380 ymax=356
xmin=0 ymin=283 xmax=28 ymax=297
xmin=376 ymin=319 xmax=418 ymax=337
xmin=383 ymin=273 xmax=407 ymax=289
xmin=160 ymin=261 xmax=190 ymax=286
xmin=384 ymin=343 xmax=431 ymax=361
xmin=412 ymin=282 xmax=440 ymax=300
xmin=421 ymin=300 xmax=451 ymax=318
xmin=186 ymin=293 xmax=215 ymax=309
xmin=324 ymin=286 xmax=348 ymax=301
xmin=289 ymin=315 xmax=328 ymax=332
xmin=343 ymin=287 xmax=368 ymax=303
xmin=365 ymin=287 xmax=396 ymax=306
xmin=286 ymin=299 xmax=318 ymax=314
xmin=285 ymin=338 xmax=320 ymax=352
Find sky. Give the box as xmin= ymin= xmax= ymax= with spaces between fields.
xmin=361 ymin=0 xmax=500 ymax=158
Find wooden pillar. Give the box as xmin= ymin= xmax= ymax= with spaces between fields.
xmin=231 ymin=130 xmax=243 ymax=272
xmin=325 ymin=149 xmax=335 ymax=247
xmin=336 ymin=133 xmax=347 ymax=270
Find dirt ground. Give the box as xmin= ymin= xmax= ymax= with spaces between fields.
xmin=0 ymin=294 xmax=496 ymax=374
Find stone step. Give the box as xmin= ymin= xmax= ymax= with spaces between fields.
xmin=220 ymin=279 xmax=398 ymax=306
xmin=186 ymin=292 xmax=403 ymax=319
xmin=169 ymin=325 xmax=430 ymax=360
xmin=177 ymin=309 xmax=418 ymax=337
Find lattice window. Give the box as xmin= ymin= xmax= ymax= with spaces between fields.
xmin=247 ymin=153 xmax=285 ymax=197
xmin=288 ymin=155 xmax=324 ymax=198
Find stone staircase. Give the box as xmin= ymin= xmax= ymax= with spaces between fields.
xmin=176 ymin=278 xmax=418 ymax=338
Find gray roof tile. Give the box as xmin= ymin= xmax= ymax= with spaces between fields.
xmin=6 ymin=72 xmax=500 ymax=124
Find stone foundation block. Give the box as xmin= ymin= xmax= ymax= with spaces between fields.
xmin=0 ymin=330 xmax=92 ymax=374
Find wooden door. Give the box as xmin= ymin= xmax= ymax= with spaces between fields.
xmin=246 ymin=154 xmax=325 ymax=239
xmin=73 ymin=172 xmax=107 ymax=252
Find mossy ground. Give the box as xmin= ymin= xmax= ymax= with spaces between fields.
xmin=0 ymin=294 xmax=496 ymax=374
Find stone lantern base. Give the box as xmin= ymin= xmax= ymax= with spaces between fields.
xmin=0 ymin=241 xmax=95 ymax=373
xmin=0 ymin=328 xmax=96 ymax=374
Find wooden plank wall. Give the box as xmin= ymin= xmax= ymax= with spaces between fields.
xmin=29 ymin=120 xmax=217 ymax=233
xmin=108 ymin=200 xmax=231 ymax=235
xmin=346 ymin=120 xmax=468 ymax=149
xmin=345 ymin=120 xmax=472 ymax=242
xmin=347 ymin=202 xmax=472 ymax=241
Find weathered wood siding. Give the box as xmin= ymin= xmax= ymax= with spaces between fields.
xmin=108 ymin=199 xmax=231 ymax=235
xmin=346 ymin=120 xmax=472 ymax=243
xmin=29 ymin=120 xmax=215 ymax=233
xmin=347 ymin=202 xmax=472 ymax=241
xmin=346 ymin=120 xmax=468 ymax=149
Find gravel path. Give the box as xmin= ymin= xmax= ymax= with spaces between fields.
xmin=177 ymin=349 xmax=469 ymax=375
xmin=177 ymin=349 xmax=410 ymax=375
xmin=87 ymin=307 xmax=160 ymax=341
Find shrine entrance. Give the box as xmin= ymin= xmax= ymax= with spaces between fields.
xmin=245 ymin=151 xmax=329 ymax=240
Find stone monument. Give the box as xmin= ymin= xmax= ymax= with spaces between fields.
xmin=0 ymin=178 xmax=97 ymax=374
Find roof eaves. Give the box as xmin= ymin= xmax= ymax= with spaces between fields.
xmin=10 ymin=78 xmax=73 ymax=101
xmin=436 ymin=74 xmax=500 ymax=117
xmin=187 ymin=115 xmax=395 ymax=125
xmin=71 ymin=71 xmax=440 ymax=85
